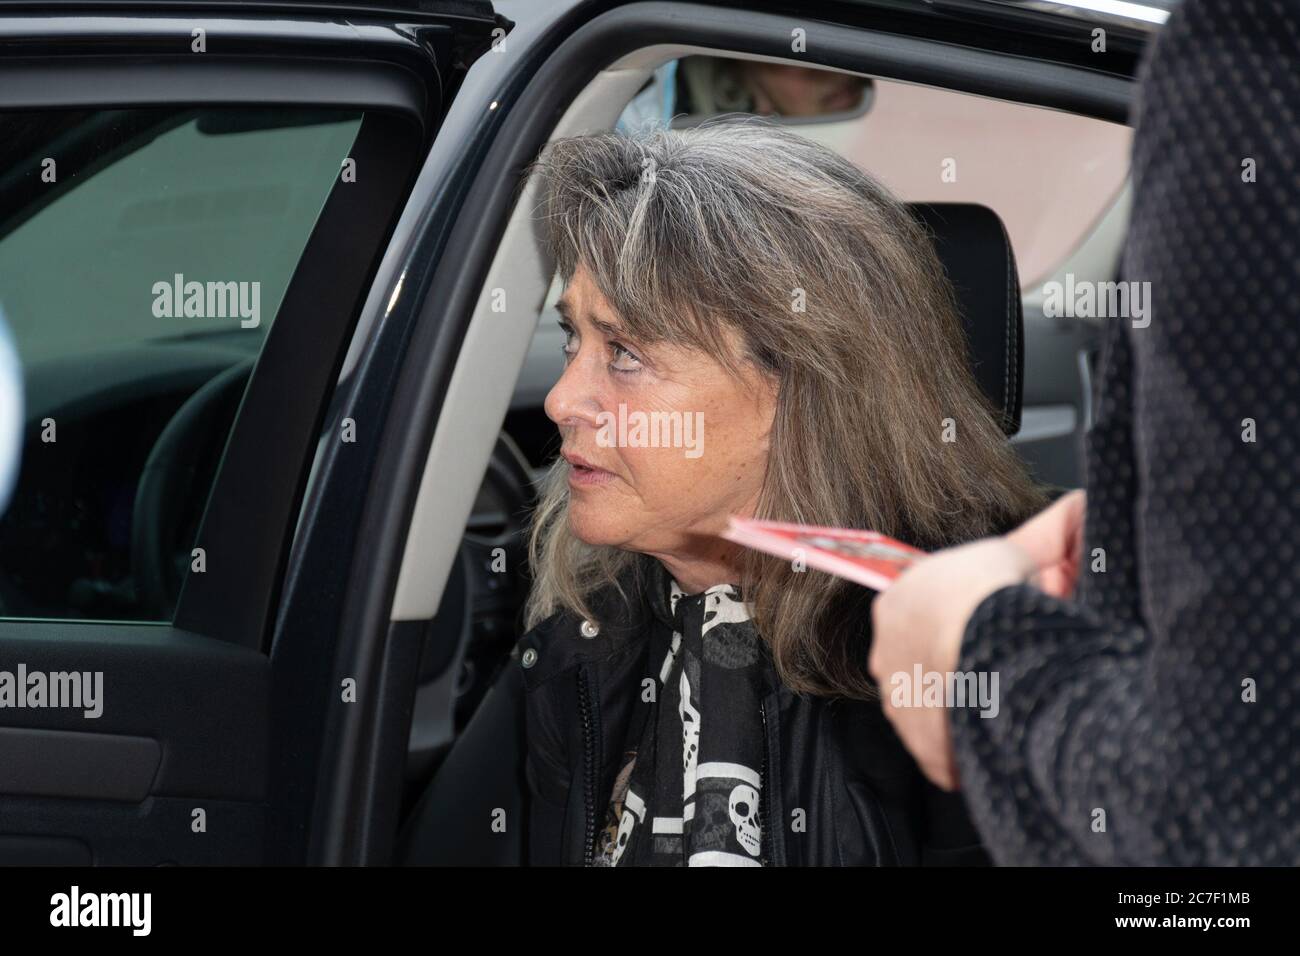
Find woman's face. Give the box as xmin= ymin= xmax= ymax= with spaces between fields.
xmin=544 ymin=265 xmax=777 ymax=558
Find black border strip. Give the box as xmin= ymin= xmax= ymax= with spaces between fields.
xmin=0 ymin=57 xmax=427 ymax=116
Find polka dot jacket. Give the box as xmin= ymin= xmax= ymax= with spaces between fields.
xmin=950 ymin=0 xmax=1300 ymax=865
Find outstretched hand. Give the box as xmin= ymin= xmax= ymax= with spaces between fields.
xmin=868 ymin=490 xmax=1086 ymax=789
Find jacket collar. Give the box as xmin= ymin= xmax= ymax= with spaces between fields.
xmin=521 ymin=554 xmax=766 ymax=689
xmin=644 ymin=554 xmax=747 ymax=631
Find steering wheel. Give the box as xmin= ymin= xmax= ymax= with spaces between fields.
xmin=406 ymin=432 xmax=536 ymax=783
xmin=448 ymin=432 xmax=535 ymax=720
xmin=131 ymin=359 xmax=253 ymax=619
xmin=134 ymin=353 xmax=537 ymax=666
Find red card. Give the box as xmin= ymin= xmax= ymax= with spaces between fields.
xmin=723 ymin=517 xmax=926 ymax=591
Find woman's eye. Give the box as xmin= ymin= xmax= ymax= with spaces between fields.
xmin=609 ymin=342 xmax=643 ymax=373
xmin=559 ymin=326 xmax=577 ymax=362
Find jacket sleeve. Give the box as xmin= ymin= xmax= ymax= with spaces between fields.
xmin=948 ymin=1 xmax=1300 ymax=865
xmin=524 ymin=742 xmax=568 ymax=866
xmin=954 ymin=308 xmax=1299 ymax=863
xmin=950 ymin=134 xmax=1299 ymax=866
xmin=515 ymin=624 xmax=576 ymax=866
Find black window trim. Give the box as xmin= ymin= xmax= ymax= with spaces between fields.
xmin=0 ymin=56 xmax=429 ymax=117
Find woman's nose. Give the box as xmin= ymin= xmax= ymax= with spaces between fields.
xmin=544 ymin=352 xmax=603 ymax=428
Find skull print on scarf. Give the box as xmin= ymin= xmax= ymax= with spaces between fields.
xmin=592 ymin=570 xmax=779 ymax=866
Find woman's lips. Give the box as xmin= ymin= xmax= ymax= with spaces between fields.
xmin=563 ymin=451 xmax=617 ymax=488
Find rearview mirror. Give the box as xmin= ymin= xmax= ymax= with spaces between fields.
xmin=671 ymin=56 xmax=873 ymax=125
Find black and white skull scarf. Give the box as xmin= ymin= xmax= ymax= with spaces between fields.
xmin=594 ymin=573 xmax=778 ymax=866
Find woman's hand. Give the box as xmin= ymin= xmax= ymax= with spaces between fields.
xmin=868 ymin=491 xmax=1086 ymax=789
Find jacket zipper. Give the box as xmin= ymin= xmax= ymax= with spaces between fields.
xmin=577 ymin=666 xmax=597 ymax=867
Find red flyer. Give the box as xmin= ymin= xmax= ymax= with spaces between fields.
xmin=722 ymin=517 xmax=926 ymax=591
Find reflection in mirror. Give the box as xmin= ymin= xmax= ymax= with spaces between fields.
xmin=678 ymin=56 xmax=872 ymax=120
xmin=617 ymin=57 xmax=873 ymax=132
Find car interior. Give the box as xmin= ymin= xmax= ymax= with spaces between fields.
xmin=0 ymin=5 xmax=1141 ymax=866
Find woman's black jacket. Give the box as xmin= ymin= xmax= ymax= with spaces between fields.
xmin=515 ymin=573 xmax=990 ymax=867
xmin=398 ymin=565 xmax=993 ymax=866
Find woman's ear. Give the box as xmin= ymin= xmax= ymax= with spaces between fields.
xmin=751 ymin=366 xmax=781 ymax=450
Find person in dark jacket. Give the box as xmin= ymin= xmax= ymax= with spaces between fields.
xmin=518 ymin=554 xmax=1000 ymax=866
xmin=514 ymin=121 xmax=1047 ymax=866
xmin=869 ymin=0 xmax=1300 ymax=865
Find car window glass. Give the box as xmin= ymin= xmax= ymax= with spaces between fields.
xmin=632 ymin=59 xmax=1131 ymax=289
xmin=0 ymin=107 xmax=362 ymax=623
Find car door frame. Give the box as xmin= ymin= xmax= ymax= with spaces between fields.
xmin=286 ymin=0 xmax=1152 ymax=865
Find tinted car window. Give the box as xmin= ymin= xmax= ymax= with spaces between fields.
xmin=0 ymin=107 xmax=362 ymax=622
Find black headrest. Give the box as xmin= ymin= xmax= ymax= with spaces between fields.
xmin=907 ymin=203 xmax=1023 ymax=437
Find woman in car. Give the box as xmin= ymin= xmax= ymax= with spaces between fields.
xmin=516 ymin=120 xmax=1046 ymax=866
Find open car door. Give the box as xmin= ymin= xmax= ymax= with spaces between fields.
xmin=0 ymin=0 xmax=502 ymax=866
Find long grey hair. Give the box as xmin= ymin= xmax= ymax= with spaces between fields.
xmin=524 ymin=119 xmax=1045 ymax=700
